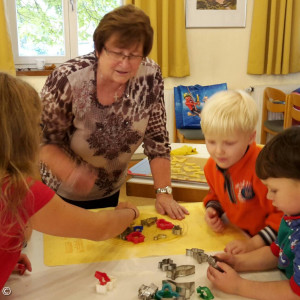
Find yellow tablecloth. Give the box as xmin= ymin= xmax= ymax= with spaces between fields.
xmin=44 ymin=203 xmax=246 ymax=266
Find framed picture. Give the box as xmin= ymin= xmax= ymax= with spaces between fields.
xmin=186 ymin=0 xmax=247 ymax=28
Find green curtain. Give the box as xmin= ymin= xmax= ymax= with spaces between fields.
xmin=248 ymin=0 xmax=300 ymax=75
xmin=0 ymin=0 xmax=15 ymax=75
xmin=125 ymin=0 xmax=190 ymax=78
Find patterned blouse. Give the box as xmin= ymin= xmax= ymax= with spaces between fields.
xmin=40 ymin=51 xmax=170 ymax=201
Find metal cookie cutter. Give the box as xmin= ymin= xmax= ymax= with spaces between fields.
xmin=172 ymin=225 xmax=183 ymax=235
xmin=186 ymin=248 xmax=223 ymax=272
xmin=166 ymin=265 xmax=195 ymax=280
xmin=158 ymin=258 xmax=176 ymax=271
xmin=138 ymin=283 xmax=158 ymax=300
xmin=208 ymin=255 xmax=224 ymax=272
xmin=163 ymin=280 xmax=195 ymax=300
xmin=153 ymin=234 xmax=167 ymax=240
xmin=141 ymin=217 xmax=157 ymax=227
xmin=186 ymin=248 xmax=205 ymax=262
xmin=119 ymin=227 xmax=133 ymax=240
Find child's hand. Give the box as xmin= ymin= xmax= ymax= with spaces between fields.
xmin=205 ymin=207 xmax=225 ymax=233
xmin=213 ymin=252 xmax=236 ymax=269
xmin=14 ymin=253 xmax=32 ymax=275
xmin=115 ymin=202 xmax=140 ymax=219
xmin=225 ymin=239 xmax=250 ymax=254
xmin=207 ymin=261 xmax=242 ymax=295
xmin=225 ymin=235 xmax=266 ymax=254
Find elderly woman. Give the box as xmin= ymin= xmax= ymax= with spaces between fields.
xmin=40 ymin=4 xmax=188 ymax=220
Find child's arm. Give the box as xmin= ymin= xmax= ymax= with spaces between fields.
xmin=203 ymin=160 xmax=226 ymax=232
xmin=254 ymin=176 xmax=283 ymax=245
xmin=225 ymin=234 xmax=267 ymax=254
xmin=207 ymin=263 xmax=297 ymax=300
xmin=30 ymin=194 xmax=139 ymax=241
xmin=207 ymin=246 xmax=298 ymax=299
xmin=215 ymin=246 xmax=277 ymax=271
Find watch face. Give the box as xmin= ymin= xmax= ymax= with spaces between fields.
xmin=166 ymin=186 xmax=172 ymax=194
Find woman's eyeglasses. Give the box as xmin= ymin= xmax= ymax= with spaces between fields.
xmin=103 ymin=46 xmax=144 ymax=63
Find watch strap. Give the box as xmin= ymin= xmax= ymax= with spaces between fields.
xmin=155 ymin=186 xmax=172 ymax=194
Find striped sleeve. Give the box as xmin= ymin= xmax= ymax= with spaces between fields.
xmin=258 ymin=225 xmax=277 ymax=245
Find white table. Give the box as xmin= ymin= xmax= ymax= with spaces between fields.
xmin=1 ymin=230 xmax=285 ymax=300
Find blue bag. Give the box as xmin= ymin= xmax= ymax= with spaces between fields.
xmin=174 ymin=83 xmax=227 ymax=129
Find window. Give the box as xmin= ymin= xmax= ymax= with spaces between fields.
xmin=5 ymin=0 xmax=122 ymax=67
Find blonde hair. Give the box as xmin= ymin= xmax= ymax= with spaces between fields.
xmin=0 ymin=72 xmax=41 ymax=250
xmin=201 ymin=90 xmax=258 ymax=137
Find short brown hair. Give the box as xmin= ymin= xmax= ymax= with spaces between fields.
xmin=93 ymin=4 xmax=153 ymax=57
xmin=256 ymin=127 xmax=300 ymax=180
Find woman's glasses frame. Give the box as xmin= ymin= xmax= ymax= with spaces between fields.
xmin=103 ymin=46 xmax=144 ymax=63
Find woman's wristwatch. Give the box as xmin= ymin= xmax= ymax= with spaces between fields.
xmin=155 ymin=186 xmax=173 ymax=195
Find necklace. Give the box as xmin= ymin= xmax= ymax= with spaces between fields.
xmin=114 ymin=84 xmax=125 ymax=101
xmin=97 ymin=69 xmax=125 ymax=103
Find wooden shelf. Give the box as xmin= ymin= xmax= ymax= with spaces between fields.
xmin=16 ymin=70 xmax=53 ymax=76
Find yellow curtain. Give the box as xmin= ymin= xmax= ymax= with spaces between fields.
xmin=125 ymin=0 xmax=190 ymax=78
xmin=248 ymin=0 xmax=300 ymax=75
xmin=0 ymin=0 xmax=15 ymax=75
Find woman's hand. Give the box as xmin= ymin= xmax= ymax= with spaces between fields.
xmin=155 ymin=194 xmax=189 ymax=220
xmin=205 ymin=207 xmax=225 ymax=233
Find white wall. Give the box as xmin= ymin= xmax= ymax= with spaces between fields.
xmin=164 ymin=0 xmax=300 ymax=90
xmin=19 ymin=76 xmax=46 ymax=92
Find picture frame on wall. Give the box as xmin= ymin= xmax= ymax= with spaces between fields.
xmin=186 ymin=0 xmax=247 ymax=28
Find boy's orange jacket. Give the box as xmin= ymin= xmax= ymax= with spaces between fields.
xmin=203 ymin=142 xmax=283 ymax=244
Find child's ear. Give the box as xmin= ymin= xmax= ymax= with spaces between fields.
xmin=248 ymin=131 xmax=256 ymax=144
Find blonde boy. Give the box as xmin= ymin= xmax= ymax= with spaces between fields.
xmin=207 ymin=127 xmax=300 ymax=299
xmin=201 ymin=90 xmax=282 ymax=253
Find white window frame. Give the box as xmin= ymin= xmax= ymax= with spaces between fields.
xmin=4 ymin=0 xmax=123 ymax=68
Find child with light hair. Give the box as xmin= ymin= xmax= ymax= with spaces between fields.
xmin=201 ymin=90 xmax=283 ymax=254
xmin=207 ymin=127 xmax=300 ymax=299
xmin=0 ymin=72 xmax=139 ymax=289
